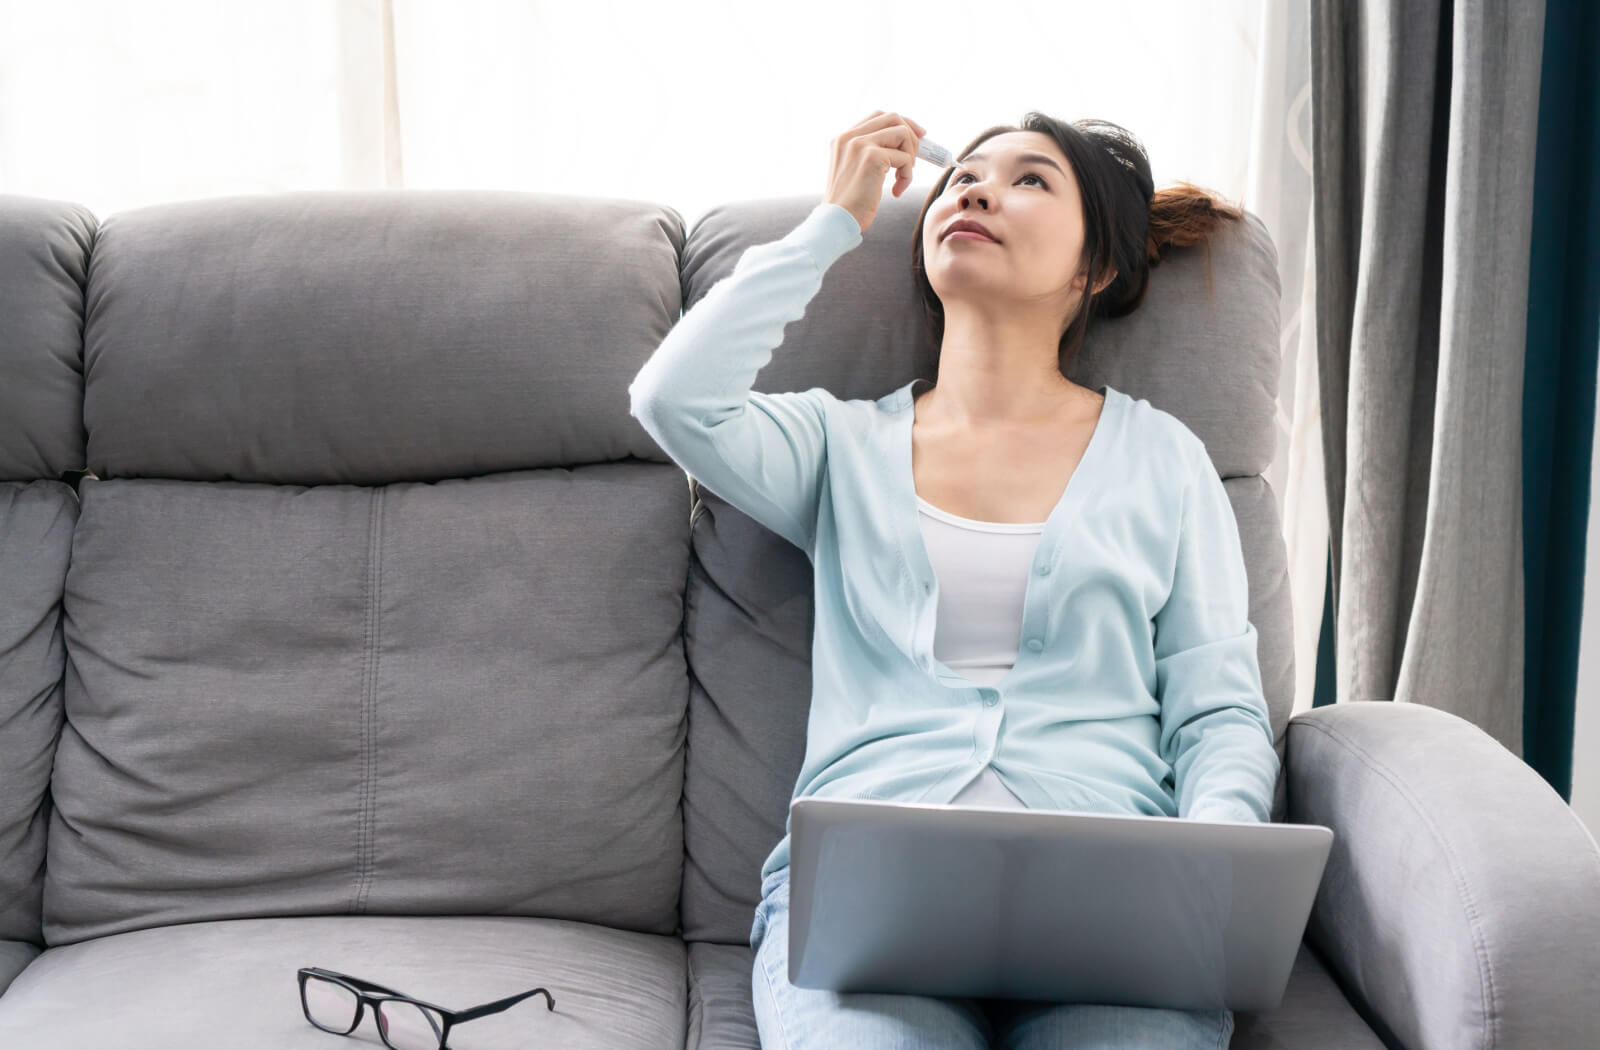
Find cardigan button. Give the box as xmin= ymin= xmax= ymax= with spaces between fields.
xmin=1037 ymin=563 xmax=1051 ymax=575
xmin=1027 ymin=638 xmax=1044 ymax=651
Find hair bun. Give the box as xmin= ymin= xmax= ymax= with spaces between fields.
xmin=1146 ymin=183 xmax=1244 ymax=266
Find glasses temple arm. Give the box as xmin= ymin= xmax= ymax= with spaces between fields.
xmin=455 ymin=986 xmax=555 ymax=1021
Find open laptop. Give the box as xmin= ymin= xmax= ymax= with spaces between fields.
xmin=787 ymin=797 xmax=1334 ymax=1013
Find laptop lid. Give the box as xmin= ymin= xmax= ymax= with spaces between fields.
xmin=787 ymin=797 xmax=1334 ymax=1012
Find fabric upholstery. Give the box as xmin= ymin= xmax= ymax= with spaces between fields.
xmin=82 ymin=190 xmax=686 ymax=485
xmin=0 ymin=194 xmax=92 ymax=480
xmin=0 ymin=485 xmax=72 ymax=960
xmin=0 ymin=913 xmax=684 ymax=1049
xmin=686 ymin=941 xmax=762 ymax=1050
xmin=50 ymin=471 xmax=688 ymax=944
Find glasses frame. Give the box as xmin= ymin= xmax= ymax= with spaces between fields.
xmin=298 ymin=966 xmax=554 ymax=1050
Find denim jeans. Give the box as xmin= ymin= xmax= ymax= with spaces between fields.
xmin=748 ymin=866 xmax=1234 ymax=1050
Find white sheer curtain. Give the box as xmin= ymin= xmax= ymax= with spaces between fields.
xmin=0 ymin=0 xmax=1322 ymax=713
xmin=1243 ymin=0 xmax=1323 ymax=718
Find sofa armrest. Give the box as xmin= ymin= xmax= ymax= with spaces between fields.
xmin=1286 ymin=700 xmax=1600 ymax=1050
xmin=0 ymin=940 xmax=40 ymax=997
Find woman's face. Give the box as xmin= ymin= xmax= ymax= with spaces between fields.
xmin=921 ymin=131 xmax=1095 ymax=318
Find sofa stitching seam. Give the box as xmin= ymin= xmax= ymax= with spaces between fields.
xmin=355 ymin=489 xmax=383 ymax=914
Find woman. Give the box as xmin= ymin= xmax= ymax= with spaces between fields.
xmin=629 ymin=109 xmax=1276 ymax=1049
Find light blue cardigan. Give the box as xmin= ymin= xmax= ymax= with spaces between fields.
xmin=628 ymin=201 xmax=1280 ymax=884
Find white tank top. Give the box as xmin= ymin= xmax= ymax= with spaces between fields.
xmin=916 ymin=493 xmax=1043 ymax=809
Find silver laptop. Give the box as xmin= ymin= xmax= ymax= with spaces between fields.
xmin=787 ymin=797 xmax=1334 ymax=1013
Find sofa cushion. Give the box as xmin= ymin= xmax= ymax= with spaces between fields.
xmin=686 ymin=941 xmax=761 ymax=1050
xmin=678 ymin=492 xmax=815 ymax=949
xmin=1231 ymin=941 xmax=1389 ymax=1049
xmin=0 ymin=194 xmax=92 ymax=481
xmin=0 ymin=484 xmax=73 ymax=962
xmin=0 ymin=913 xmax=685 ymax=1049
xmin=47 ymin=470 xmax=689 ymax=945
xmin=81 ymin=190 xmax=685 ymax=484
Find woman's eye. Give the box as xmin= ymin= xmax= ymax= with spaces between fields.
xmin=952 ymin=172 xmax=1046 ymax=187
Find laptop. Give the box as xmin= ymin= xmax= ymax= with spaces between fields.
xmin=787 ymin=796 xmax=1334 ymax=1013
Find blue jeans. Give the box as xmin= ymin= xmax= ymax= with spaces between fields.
xmin=748 ymin=866 xmax=1234 ymax=1050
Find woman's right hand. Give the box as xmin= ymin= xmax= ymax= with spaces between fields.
xmin=824 ymin=110 xmax=927 ymax=236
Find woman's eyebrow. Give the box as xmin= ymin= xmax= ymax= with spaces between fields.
xmin=956 ymin=151 xmax=1066 ymax=178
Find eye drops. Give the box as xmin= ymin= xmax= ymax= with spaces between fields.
xmin=916 ymin=136 xmax=953 ymax=168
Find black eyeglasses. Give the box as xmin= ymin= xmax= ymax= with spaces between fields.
xmin=298 ymin=966 xmax=554 ymax=1050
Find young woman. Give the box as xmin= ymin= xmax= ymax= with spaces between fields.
xmin=629 ymin=109 xmax=1275 ymax=1050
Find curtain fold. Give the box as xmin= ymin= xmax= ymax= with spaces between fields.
xmin=1522 ymin=0 xmax=1599 ymax=803
xmin=1310 ymin=0 xmax=1547 ymax=756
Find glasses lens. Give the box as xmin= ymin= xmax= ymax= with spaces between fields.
xmin=303 ymin=975 xmax=360 ymax=1032
xmin=376 ymin=999 xmax=444 ymax=1050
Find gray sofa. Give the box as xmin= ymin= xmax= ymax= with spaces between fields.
xmin=1 ymin=186 xmax=1595 ymax=1050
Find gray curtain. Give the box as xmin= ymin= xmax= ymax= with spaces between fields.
xmin=1310 ymin=0 xmax=1547 ymax=754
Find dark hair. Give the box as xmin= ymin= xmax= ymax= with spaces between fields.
xmin=910 ymin=112 xmax=1244 ymax=377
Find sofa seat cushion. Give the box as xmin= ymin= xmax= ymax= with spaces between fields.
xmin=0 ymin=914 xmax=686 ymax=1049
xmin=1231 ymin=940 xmax=1388 ymax=1048
xmin=685 ymin=941 xmax=759 ymax=1050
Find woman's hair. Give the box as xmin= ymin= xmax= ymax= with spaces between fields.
xmin=910 ymin=112 xmax=1245 ymax=376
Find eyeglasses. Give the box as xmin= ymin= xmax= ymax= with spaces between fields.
xmin=298 ymin=966 xmax=554 ymax=1050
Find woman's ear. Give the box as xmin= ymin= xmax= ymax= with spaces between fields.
xmin=1072 ymin=263 xmax=1117 ymax=294
xmin=1074 ymin=257 xmax=1118 ymax=296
